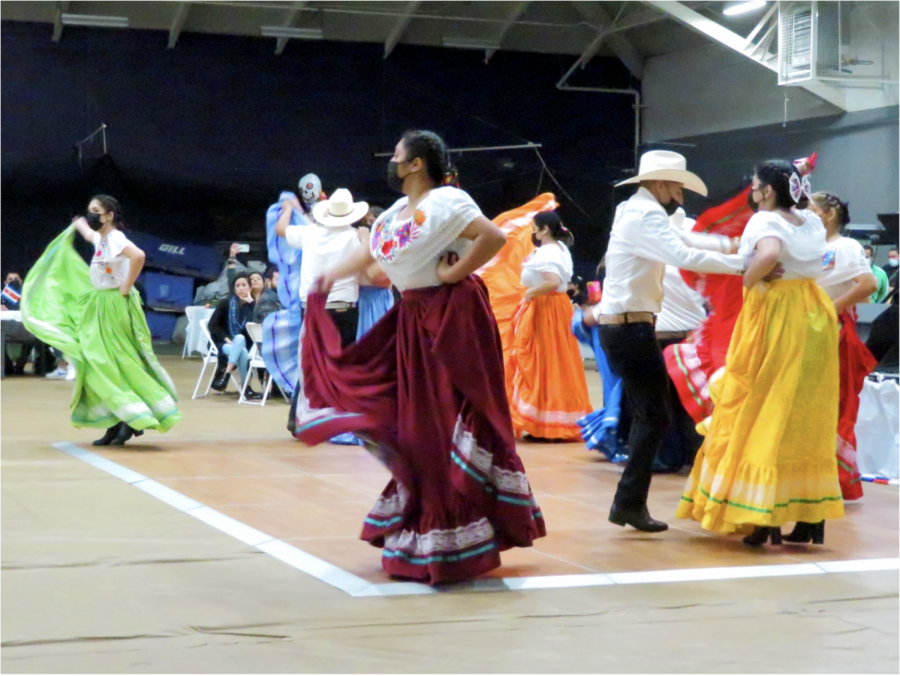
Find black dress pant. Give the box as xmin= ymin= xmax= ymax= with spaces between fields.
xmin=599 ymin=322 xmax=672 ymax=510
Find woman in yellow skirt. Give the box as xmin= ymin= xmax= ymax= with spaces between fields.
xmin=506 ymin=212 xmax=592 ymax=440
xmin=676 ymin=160 xmax=843 ymax=546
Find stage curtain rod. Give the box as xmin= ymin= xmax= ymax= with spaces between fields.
xmin=374 ymin=142 xmax=541 ymax=158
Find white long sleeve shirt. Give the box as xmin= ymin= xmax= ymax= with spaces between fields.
xmin=596 ymin=188 xmax=744 ymax=317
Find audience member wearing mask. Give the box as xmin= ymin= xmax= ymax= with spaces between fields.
xmin=864 ymin=245 xmax=891 ymax=303
xmin=810 ymin=191 xmax=878 ymax=501
xmin=882 ymin=247 xmax=898 ymax=280
xmin=2 ymin=271 xmax=38 ymax=375
xmin=209 ymin=273 xmax=261 ymax=398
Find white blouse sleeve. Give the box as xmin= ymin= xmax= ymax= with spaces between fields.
xmin=523 ymin=245 xmax=572 ymax=284
xmin=106 ymin=230 xmax=131 ymax=258
xmin=739 ymin=213 xmax=788 ymax=255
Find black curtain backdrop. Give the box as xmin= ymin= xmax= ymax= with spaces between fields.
xmin=2 ymin=20 xmax=639 ymax=279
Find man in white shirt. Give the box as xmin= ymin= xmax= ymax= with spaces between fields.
xmin=275 ymin=188 xmax=368 ymax=348
xmin=584 ymin=151 xmax=744 ymax=532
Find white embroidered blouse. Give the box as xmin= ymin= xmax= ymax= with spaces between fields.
xmin=369 ymin=186 xmax=483 ymax=291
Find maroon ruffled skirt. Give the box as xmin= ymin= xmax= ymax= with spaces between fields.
xmin=294 ymin=276 xmax=546 ymax=584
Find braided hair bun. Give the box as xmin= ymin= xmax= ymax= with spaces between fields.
xmin=401 ymin=130 xmax=459 ymax=188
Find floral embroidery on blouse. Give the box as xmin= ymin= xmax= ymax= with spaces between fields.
xmin=371 ymin=210 xmax=424 ymax=263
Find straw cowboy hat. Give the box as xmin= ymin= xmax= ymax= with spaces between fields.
xmin=616 ymin=150 xmax=708 ymax=196
xmin=312 ymin=188 xmax=369 ymax=227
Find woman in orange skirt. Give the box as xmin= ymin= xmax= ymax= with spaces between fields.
xmin=506 ymin=212 xmax=592 ymax=440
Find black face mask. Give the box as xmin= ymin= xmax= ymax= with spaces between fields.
xmin=386 ymin=161 xmax=407 ymax=193
xmin=662 ymin=199 xmax=681 ymax=217
xmin=6 ymin=278 xmax=21 ymax=290
xmin=86 ymin=212 xmax=104 ymax=230
xmin=747 ymin=190 xmax=761 ymax=213
xmin=531 ymin=233 xmax=542 ymax=248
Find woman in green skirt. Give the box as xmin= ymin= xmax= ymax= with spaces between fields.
xmin=21 ymin=195 xmax=181 ymax=445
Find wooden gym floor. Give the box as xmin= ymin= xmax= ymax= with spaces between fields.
xmin=2 ymin=354 xmax=898 ymax=672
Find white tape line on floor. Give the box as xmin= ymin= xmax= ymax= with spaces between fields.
xmin=52 ymin=442 xmax=900 ymax=598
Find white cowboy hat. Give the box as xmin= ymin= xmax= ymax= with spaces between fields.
xmin=312 ymin=188 xmax=369 ymax=227
xmin=616 ymin=150 xmax=708 ymax=196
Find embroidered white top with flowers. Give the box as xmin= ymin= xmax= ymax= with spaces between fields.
xmin=738 ymin=210 xmax=827 ymax=281
xmin=817 ymin=236 xmax=871 ymax=300
xmin=520 ymin=242 xmax=572 ymax=292
xmin=370 ymin=186 xmax=483 ymax=291
xmin=90 ymin=229 xmax=133 ymax=290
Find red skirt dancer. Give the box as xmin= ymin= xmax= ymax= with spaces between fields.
xmin=665 ymin=187 xmax=753 ymax=423
xmin=295 ymin=276 xmax=546 ymax=585
xmin=836 ymin=308 xmax=877 ymax=500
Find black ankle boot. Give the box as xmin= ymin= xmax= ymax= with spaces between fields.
xmin=783 ymin=521 xmax=825 ymax=544
xmin=109 ymin=422 xmax=136 ymax=446
xmin=743 ymin=526 xmax=783 ymax=547
xmin=210 ymin=369 xmax=229 ymax=392
xmin=92 ymin=424 xmax=120 ymax=446
xmin=609 ymin=504 xmax=669 ymax=533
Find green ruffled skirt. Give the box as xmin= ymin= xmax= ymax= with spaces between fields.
xmin=21 ymin=225 xmax=181 ymax=432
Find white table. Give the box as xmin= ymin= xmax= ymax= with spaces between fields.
xmin=182 ymin=306 xmax=215 ymax=357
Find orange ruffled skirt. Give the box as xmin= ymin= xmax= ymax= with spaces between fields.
xmin=505 ymin=292 xmax=592 ymax=440
xmin=676 ymin=279 xmax=844 ymax=533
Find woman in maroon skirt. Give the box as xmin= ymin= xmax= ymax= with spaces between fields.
xmin=295 ymin=130 xmax=546 ymax=584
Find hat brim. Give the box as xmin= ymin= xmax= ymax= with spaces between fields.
xmin=615 ymin=169 xmax=708 ymax=197
xmin=312 ymin=201 xmax=370 ymax=227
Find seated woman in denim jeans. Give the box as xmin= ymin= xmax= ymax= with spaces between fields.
xmin=208 ymin=273 xmax=261 ymax=399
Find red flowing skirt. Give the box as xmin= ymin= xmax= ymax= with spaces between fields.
xmin=836 ymin=310 xmax=877 ymax=500
xmin=295 ymin=276 xmax=546 ymax=585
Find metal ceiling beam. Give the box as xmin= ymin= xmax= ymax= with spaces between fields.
xmin=646 ymin=1 xmax=854 ymax=111
xmin=573 ymin=2 xmax=644 ymax=79
xmin=51 ymin=1 xmax=70 ymax=42
xmin=484 ymin=1 xmax=530 ymax=63
xmin=168 ymin=2 xmax=190 ymax=49
xmin=274 ymin=1 xmax=308 ymax=55
xmin=384 ymin=1 xmax=421 ymax=59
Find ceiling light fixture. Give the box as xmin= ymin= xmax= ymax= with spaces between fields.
xmin=723 ymin=1 xmax=767 ymax=16
xmin=60 ymin=13 xmax=129 ymax=28
xmin=260 ymin=26 xmax=323 ymax=40
xmin=441 ymin=37 xmax=502 ymax=51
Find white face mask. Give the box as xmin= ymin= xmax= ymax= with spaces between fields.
xmin=889 ymin=258 xmax=899 ymax=268
xmin=866 ymin=257 xmax=874 ymax=265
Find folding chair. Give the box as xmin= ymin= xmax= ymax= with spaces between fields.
xmin=239 ymin=322 xmax=273 ymax=406
xmin=191 ymin=318 xmax=238 ymax=399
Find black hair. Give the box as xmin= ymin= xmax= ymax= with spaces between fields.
xmin=567 ymin=274 xmax=588 ymax=305
xmin=533 ymin=211 xmax=574 ymax=247
xmin=811 ymin=191 xmax=851 ymax=229
xmin=89 ymin=194 xmax=124 ymax=227
xmin=230 ymin=272 xmax=251 ymax=295
xmin=754 ymin=160 xmax=804 ymax=210
xmin=400 ymin=130 xmax=458 ymax=187
xmin=264 ymin=264 xmax=278 ymax=280
xmin=864 ymin=245 xmax=874 ymax=254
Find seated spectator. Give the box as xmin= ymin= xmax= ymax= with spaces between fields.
xmin=252 ymin=265 xmax=284 ymax=323
xmin=208 ymin=273 xmax=261 ymax=399
xmin=193 ymin=243 xmax=265 ymax=307
xmin=865 ymin=245 xmax=891 ymax=303
xmin=2 ymin=270 xmax=55 ymax=376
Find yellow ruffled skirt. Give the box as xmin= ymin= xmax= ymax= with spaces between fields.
xmin=676 ymin=279 xmax=844 ymax=533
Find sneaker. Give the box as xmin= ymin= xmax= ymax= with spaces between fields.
xmin=65 ymin=363 xmax=76 ymax=381
xmin=45 ymin=367 xmax=67 ymax=380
